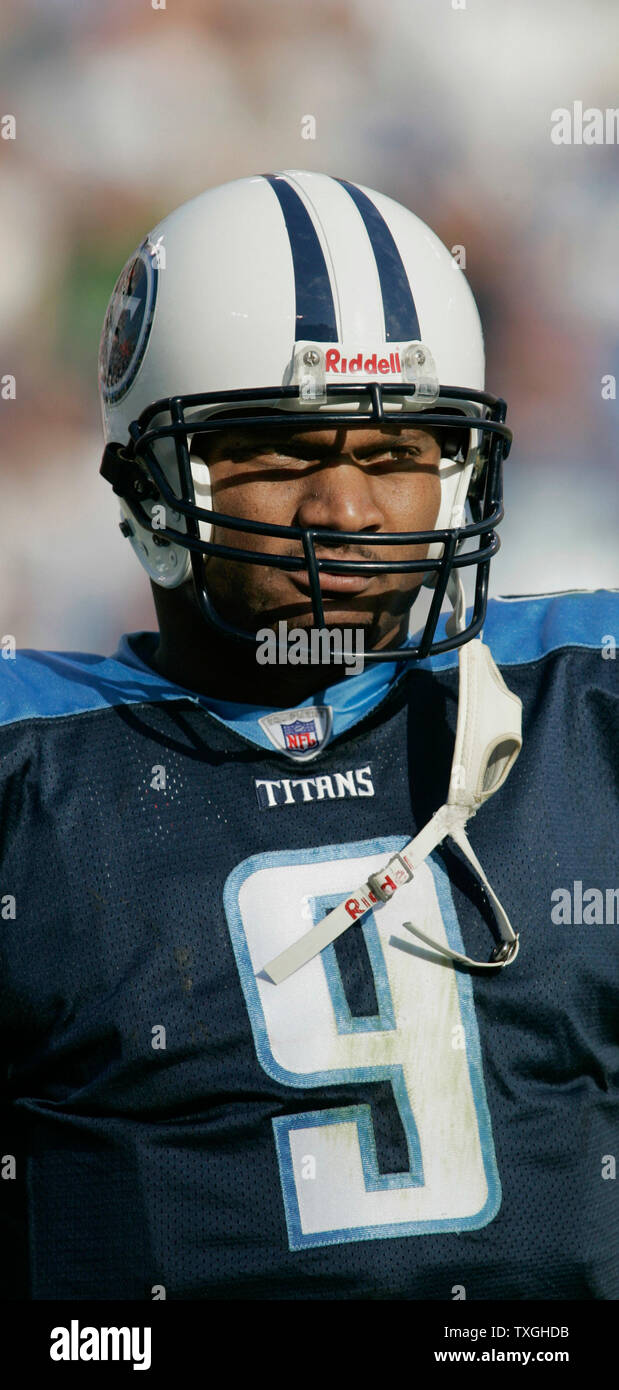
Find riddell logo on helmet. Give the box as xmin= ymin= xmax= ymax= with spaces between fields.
xmin=325 ymin=349 xmax=402 ymax=375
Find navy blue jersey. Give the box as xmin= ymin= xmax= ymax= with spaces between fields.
xmin=0 ymin=591 xmax=617 ymax=1300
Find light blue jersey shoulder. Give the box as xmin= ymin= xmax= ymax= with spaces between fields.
xmin=0 ymin=643 xmax=189 ymax=731
xmin=0 ymin=589 xmax=616 ymax=732
xmin=418 ymin=588 xmax=619 ymax=672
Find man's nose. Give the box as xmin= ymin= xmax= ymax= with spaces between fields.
xmin=295 ymin=461 xmax=383 ymax=535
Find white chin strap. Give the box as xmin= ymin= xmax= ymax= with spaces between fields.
xmin=262 ymin=572 xmax=523 ymax=984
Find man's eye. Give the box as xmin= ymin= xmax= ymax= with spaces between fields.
xmin=368 ymin=448 xmax=421 ymax=464
xmin=229 ymin=446 xmax=304 ymax=464
xmin=226 ymin=445 xmax=424 ymax=465
xmin=265 ymin=450 xmax=317 ymax=467
xmin=227 ymin=445 xmax=272 ymax=462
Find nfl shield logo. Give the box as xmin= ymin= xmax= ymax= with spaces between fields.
xmin=258 ymin=703 xmax=333 ymax=762
xmin=281 ymin=718 xmax=318 ymax=751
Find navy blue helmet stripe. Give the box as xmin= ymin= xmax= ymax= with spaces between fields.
xmin=263 ymin=174 xmax=338 ymax=342
xmin=335 ymin=178 xmax=421 ymax=342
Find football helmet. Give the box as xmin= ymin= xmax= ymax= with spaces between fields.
xmin=98 ymin=170 xmax=512 ymax=661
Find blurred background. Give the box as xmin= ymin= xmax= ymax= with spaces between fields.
xmin=0 ymin=0 xmax=617 ymax=653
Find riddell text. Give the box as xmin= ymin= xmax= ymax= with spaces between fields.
xmin=325 ymin=350 xmax=402 ymax=374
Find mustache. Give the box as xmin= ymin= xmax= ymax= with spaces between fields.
xmin=283 ymin=537 xmax=377 ymax=561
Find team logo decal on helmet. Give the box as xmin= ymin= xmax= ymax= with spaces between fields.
xmin=99 ymin=239 xmax=159 ymax=405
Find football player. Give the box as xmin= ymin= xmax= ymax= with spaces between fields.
xmin=1 ymin=171 xmax=617 ymax=1300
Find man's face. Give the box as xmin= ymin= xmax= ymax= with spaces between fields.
xmin=193 ymin=421 xmax=443 ymax=651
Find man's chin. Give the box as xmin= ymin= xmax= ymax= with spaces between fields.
xmin=202 ymin=578 xmax=415 ymax=648
xmin=254 ymin=609 xmax=411 ymax=656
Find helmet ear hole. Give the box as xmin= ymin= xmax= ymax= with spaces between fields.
xmin=440 ymin=430 xmax=459 ymax=460
xmin=440 ymin=426 xmax=469 ymax=462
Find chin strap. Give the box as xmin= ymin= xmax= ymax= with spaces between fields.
xmin=262 ymin=575 xmax=523 ymax=984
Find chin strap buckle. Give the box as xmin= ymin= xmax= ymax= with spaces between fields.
xmin=490 ymin=938 xmax=520 ymax=967
xmin=367 ymin=852 xmax=414 ymax=903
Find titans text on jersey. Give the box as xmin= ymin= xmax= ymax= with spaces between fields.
xmin=0 ymin=590 xmax=617 ymax=1300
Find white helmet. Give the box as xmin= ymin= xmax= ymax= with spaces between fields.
xmin=98 ymin=170 xmax=512 ymax=660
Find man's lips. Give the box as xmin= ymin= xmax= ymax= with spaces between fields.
xmin=290 ymin=560 xmax=374 ymax=596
